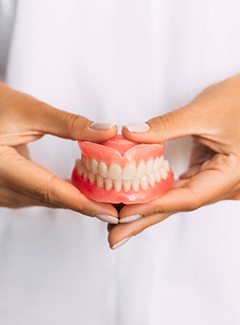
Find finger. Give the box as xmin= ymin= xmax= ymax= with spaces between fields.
xmin=122 ymin=104 xmax=208 ymax=143
xmin=3 ymin=84 xmax=118 ymax=143
xmin=119 ymin=154 xmax=240 ymax=219
xmin=0 ymin=186 xmax=46 ymax=208
xmin=108 ymin=212 xmax=172 ymax=249
xmin=0 ymin=146 xmax=118 ymax=218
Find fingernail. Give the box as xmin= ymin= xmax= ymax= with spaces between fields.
xmin=124 ymin=122 xmax=150 ymax=133
xmin=111 ymin=237 xmax=132 ymax=250
xmin=120 ymin=214 xmax=143 ymax=224
xmin=95 ymin=214 xmax=118 ymax=224
xmin=90 ymin=122 xmax=115 ymax=130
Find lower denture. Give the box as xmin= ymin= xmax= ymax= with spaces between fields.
xmin=71 ymin=135 xmax=173 ymax=204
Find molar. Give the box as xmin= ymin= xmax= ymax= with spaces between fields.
xmin=88 ymin=172 xmax=95 ymax=184
xmin=141 ymin=175 xmax=149 ymax=190
xmin=91 ymin=158 xmax=99 ymax=174
xmin=96 ymin=175 xmax=104 ymax=188
xmin=99 ymin=161 xmax=108 ymax=178
xmin=83 ymin=168 xmax=88 ymax=181
xmin=108 ymin=163 xmax=122 ymax=180
xmin=122 ymin=162 xmax=136 ymax=180
xmin=76 ymin=160 xmax=84 ymax=176
xmin=153 ymin=157 xmax=159 ymax=172
xmin=86 ymin=158 xmax=91 ymax=171
xmin=136 ymin=160 xmax=146 ymax=178
xmin=148 ymin=174 xmax=155 ymax=187
xmin=146 ymin=158 xmax=154 ymax=175
xmin=160 ymin=165 xmax=168 ymax=180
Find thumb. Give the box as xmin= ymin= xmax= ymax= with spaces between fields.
xmin=32 ymin=101 xmax=118 ymax=142
xmin=4 ymin=84 xmax=118 ymax=142
xmin=122 ymin=104 xmax=206 ymax=143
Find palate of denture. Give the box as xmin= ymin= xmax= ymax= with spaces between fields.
xmin=71 ymin=135 xmax=173 ymax=204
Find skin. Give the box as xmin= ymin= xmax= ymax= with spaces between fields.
xmin=108 ymin=75 xmax=240 ymax=248
xmin=0 ymin=82 xmax=118 ymax=219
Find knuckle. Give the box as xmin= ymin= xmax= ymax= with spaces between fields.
xmin=31 ymin=176 xmax=58 ymax=208
xmin=63 ymin=113 xmax=86 ymax=138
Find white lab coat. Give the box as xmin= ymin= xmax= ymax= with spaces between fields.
xmin=1 ymin=1 xmax=240 ymax=324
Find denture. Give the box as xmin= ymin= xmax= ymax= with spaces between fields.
xmin=71 ymin=135 xmax=173 ymax=204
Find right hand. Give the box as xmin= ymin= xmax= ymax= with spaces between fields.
xmin=0 ymin=82 xmax=118 ymax=220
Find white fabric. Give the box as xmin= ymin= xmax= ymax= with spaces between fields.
xmin=1 ymin=0 xmax=240 ymax=324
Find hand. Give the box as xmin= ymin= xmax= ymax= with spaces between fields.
xmin=0 ymin=82 xmax=118 ymax=220
xmin=108 ymin=74 xmax=240 ymax=248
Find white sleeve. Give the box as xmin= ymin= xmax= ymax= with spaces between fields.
xmin=0 ymin=0 xmax=17 ymax=80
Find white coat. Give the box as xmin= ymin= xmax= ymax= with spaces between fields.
xmin=1 ymin=1 xmax=240 ymax=324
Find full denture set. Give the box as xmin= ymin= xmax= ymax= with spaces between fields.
xmin=72 ymin=135 xmax=173 ymax=204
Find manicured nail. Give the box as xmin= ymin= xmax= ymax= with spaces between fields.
xmin=120 ymin=214 xmax=142 ymax=224
xmin=124 ymin=122 xmax=150 ymax=133
xmin=111 ymin=237 xmax=132 ymax=250
xmin=90 ymin=122 xmax=115 ymax=130
xmin=95 ymin=214 xmax=118 ymax=224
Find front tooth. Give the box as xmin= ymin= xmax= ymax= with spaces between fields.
xmin=136 ymin=160 xmax=146 ymax=178
xmin=123 ymin=180 xmax=131 ymax=192
xmin=91 ymin=158 xmax=99 ymax=174
xmin=105 ymin=178 xmax=113 ymax=191
xmin=132 ymin=179 xmax=140 ymax=192
xmin=153 ymin=157 xmax=159 ymax=172
xmin=148 ymin=174 xmax=155 ymax=187
xmin=96 ymin=175 xmax=104 ymax=188
xmin=141 ymin=175 xmax=149 ymax=190
xmin=108 ymin=163 xmax=122 ymax=180
xmin=88 ymin=172 xmax=95 ymax=184
xmin=158 ymin=156 xmax=164 ymax=169
xmin=86 ymin=158 xmax=91 ymax=171
xmin=114 ymin=179 xmax=122 ymax=192
xmin=99 ymin=161 xmax=108 ymax=177
xmin=146 ymin=158 xmax=154 ymax=175
xmin=122 ymin=162 xmax=136 ymax=180
xmin=160 ymin=167 xmax=168 ymax=180
xmin=155 ymin=171 xmax=161 ymax=183
xmin=83 ymin=168 xmax=88 ymax=181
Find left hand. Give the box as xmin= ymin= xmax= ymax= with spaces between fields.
xmin=108 ymin=75 xmax=240 ymax=249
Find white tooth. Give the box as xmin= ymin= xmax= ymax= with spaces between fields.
xmin=76 ymin=160 xmax=84 ymax=176
xmin=164 ymin=160 xmax=170 ymax=172
xmin=122 ymin=162 xmax=136 ymax=180
xmin=158 ymin=156 xmax=164 ymax=169
xmin=108 ymin=163 xmax=122 ymax=180
xmin=114 ymin=179 xmax=122 ymax=192
xmin=153 ymin=157 xmax=159 ymax=172
xmin=86 ymin=158 xmax=91 ymax=171
xmin=136 ymin=160 xmax=146 ymax=178
xmin=148 ymin=174 xmax=155 ymax=187
xmin=83 ymin=168 xmax=88 ymax=181
xmin=132 ymin=178 xmax=140 ymax=192
xmin=146 ymin=158 xmax=154 ymax=175
xmin=88 ymin=172 xmax=95 ymax=184
xmin=160 ymin=167 xmax=168 ymax=180
xmin=141 ymin=175 xmax=149 ymax=190
xmin=155 ymin=171 xmax=162 ymax=183
xmin=99 ymin=161 xmax=108 ymax=177
xmin=105 ymin=178 xmax=113 ymax=191
xmin=123 ymin=180 xmax=131 ymax=192
xmin=91 ymin=158 xmax=99 ymax=174
xmin=96 ymin=175 xmax=104 ymax=188
xmin=82 ymin=155 xmax=86 ymax=166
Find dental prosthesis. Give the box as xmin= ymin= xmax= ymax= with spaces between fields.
xmin=71 ymin=135 xmax=173 ymax=204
